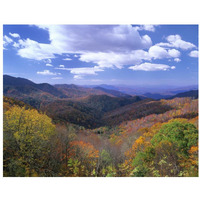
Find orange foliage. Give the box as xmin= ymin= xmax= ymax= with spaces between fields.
xmin=68 ymin=140 xmax=99 ymax=159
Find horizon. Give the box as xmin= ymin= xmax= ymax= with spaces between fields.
xmin=3 ymin=74 xmax=198 ymax=91
xmin=3 ymin=25 xmax=198 ymax=86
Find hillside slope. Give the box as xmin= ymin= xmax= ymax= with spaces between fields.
xmin=169 ymin=90 xmax=198 ymax=99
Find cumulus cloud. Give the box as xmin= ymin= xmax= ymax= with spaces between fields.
xmin=9 ymin=32 xmax=20 ymax=38
xmin=168 ymin=49 xmax=181 ymax=57
xmin=74 ymin=75 xmax=83 ymax=79
xmin=63 ymin=58 xmax=72 ymax=61
xmin=3 ymin=35 xmax=13 ymax=48
xmin=148 ymin=46 xmax=180 ymax=59
xmin=56 ymin=67 xmax=104 ymax=75
xmin=37 ymin=70 xmax=60 ymax=75
xmin=39 ymin=25 xmax=152 ymax=52
xmin=171 ymin=66 xmax=176 ymax=70
xmin=13 ymin=42 xmax=20 ymax=48
xmin=79 ymin=50 xmax=151 ymax=69
xmin=13 ymin=25 xmax=152 ymax=61
xmin=17 ymin=38 xmax=56 ymax=60
xmin=56 ymin=66 xmax=104 ymax=79
xmin=174 ymin=58 xmax=181 ymax=62
xmin=157 ymin=34 xmax=196 ymax=50
xmin=7 ymin=25 xmax=194 ymax=78
xmin=189 ymin=50 xmax=198 ymax=58
xmin=136 ymin=25 xmax=158 ymax=32
xmin=129 ymin=63 xmax=175 ymax=71
xmin=4 ymin=35 xmax=13 ymax=43
xmin=46 ymin=63 xmax=53 ymax=67
xmin=46 ymin=59 xmax=52 ymax=63
xmin=75 ymin=45 xmax=180 ymax=72
xmin=149 ymin=46 xmax=168 ymax=59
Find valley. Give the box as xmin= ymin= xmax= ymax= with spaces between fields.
xmin=3 ymin=75 xmax=199 ymax=177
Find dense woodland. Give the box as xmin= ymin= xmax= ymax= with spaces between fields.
xmin=3 ymin=75 xmax=199 ymax=177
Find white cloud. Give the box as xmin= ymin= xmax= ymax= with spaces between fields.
xmin=74 ymin=54 xmax=79 ymax=57
xmin=148 ymin=46 xmax=180 ymax=59
xmin=52 ymin=77 xmax=63 ymax=79
xmin=56 ymin=66 xmax=104 ymax=79
xmin=59 ymin=65 xmax=65 ymax=68
xmin=37 ymin=70 xmax=60 ymax=75
xmin=136 ymin=25 xmax=158 ymax=32
xmin=13 ymin=42 xmax=20 ymax=48
xmin=171 ymin=66 xmax=176 ymax=70
xmin=46 ymin=63 xmax=53 ymax=67
xmin=38 ymin=25 xmax=152 ymax=52
xmin=4 ymin=35 xmax=13 ymax=43
xmin=63 ymin=58 xmax=72 ymax=61
xmin=74 ymin=75 xmax=83 ymax=79
xmin=189 ymin=50 xmax=198 ymax=58
xmin=14 ymin=25 xmax=152 ymax=61
xmin=9 ymin=32 xmax=20 ymax=38
xmin=3 ymin=35 xmax=13 ymax=48
xmin=46 ymin=59 xmax=52 ymax=63
xmin=174 ymin=58 xmax=181 ymax=62
xmin=17 ymin=38 xmax=56 ymax=60
xmin=157 ymin=34 xmax=196 ymax=50
xmin=79 ymin=50 xmax=151 ymax=69
xmin=129 ymin=63 xmax=174 ymax=71
xmin=56 ymin=67 xmax=104 ymax=75
xmin=79 ymin=46 xmax=180 ymax=70
xmin=168 ymin=49 xmax=181 ymax=57
xmin=149 ymin=46 xmax=168 ymax=59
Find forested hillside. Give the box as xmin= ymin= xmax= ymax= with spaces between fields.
xmin=4 ymin=75 xmax=133 ymax=108
xmin=3 ymin=76 xmax=199 ymax=177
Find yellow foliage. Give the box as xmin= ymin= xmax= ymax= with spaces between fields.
xmin=4 ymin=106 xmax=55 ymax=141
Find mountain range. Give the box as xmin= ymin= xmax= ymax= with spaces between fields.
xmin=3 ymin=75 xmax=198 ymax=128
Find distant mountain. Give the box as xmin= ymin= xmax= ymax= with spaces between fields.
xmin=54 ymin=84 xmax=111 ymax=98
xmin=3 ymin=75 xmax=67 ymax=107
xmin=84 ymin=84 xmax=198 ymax=96
xmin=3 ymin=75 xmax=198 ymax=129
xmin=143 ymin=93 xmax=172 ymax=100
xmin=93 ymin=86 xmax=132 ymax=98
xmin=84 ymin=84 xmax=119 ymax=90
xmin=98 ymin=84 xmax=119 ymax=90
xmin=55 ymin=84 xmax=136 ymax=98
xmin=3 ymin=75 xmax=140 ymax=109
xmin=169 ymin=90 xmax=198 ymax=99
xmin=3 ymin=75 xmax=36 ymax=87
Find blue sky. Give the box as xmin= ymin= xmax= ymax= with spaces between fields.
xmin=3 ymin=25 xmax=198 ymax=86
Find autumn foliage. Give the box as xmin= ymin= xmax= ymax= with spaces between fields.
xmin=3 ymin=97 xmax=198 ymax=177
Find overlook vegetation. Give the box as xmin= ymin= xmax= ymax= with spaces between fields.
xmin=3 ymin=76 xmax=199 ymax=177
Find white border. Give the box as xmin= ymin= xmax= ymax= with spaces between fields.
xmin=0 ymin=1 xmax=200 ymax=200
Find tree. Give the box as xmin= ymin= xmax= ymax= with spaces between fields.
xmin=4 ymin=106 xmax=55 ymax=176
xmin=131 ymin=119 xmax=198 ymax=177
xmin=66 ymin=140 xmax=99 ymax=176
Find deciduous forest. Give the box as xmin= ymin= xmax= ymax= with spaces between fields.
xmin=3 ymin=76 xmax=198 ymax=177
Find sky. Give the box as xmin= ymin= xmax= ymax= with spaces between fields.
xmin=3 ymin=24 xmax=198 ymax=86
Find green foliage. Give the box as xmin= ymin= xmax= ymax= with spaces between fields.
xmin=130 ymin=120 xmax=198 ymax=177
xmin=152 ymin=120 xmax=198 ymax=156
xmin=100 ymin=149 xmax=112 ymax=167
